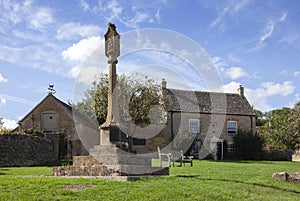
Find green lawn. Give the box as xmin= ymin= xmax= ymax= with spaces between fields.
xmin=0 ymin=160 xmax=299 ymax=200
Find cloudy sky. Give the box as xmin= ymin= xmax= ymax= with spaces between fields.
xmin=0 ymin=0 xmax=300 ymax=129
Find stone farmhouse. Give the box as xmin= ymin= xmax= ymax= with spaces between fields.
xmin=13 ymin=93 xmax=99 ymax=159
xmin=132 ymin=80 xmax=256 ymax=160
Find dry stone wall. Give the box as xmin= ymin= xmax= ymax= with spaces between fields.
xmin=0 ymin=134 xmax=59 ymax=167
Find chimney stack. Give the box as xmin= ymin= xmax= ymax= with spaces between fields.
xmin=161 ymin=78 xmax=167 ymax=90
xmin=238 ymin=85 xmax=244 ymax=96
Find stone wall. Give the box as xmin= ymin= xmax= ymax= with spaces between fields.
xmin=263 ymin=150 xmax=292 ymax=161
xmin=0 ymin=134 xmax=58 ymax=167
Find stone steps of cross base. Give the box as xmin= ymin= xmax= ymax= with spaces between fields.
xmin=73 ymin=156 xmax=101 ymax=167
xmin=105 ymin=164 xmax=169 ymax=176
xmin=89 ymin=146 xmax=126 ymax=155
xmin=90 ymin=153 xmax=152 ymax=166
xmin=53 ymin=164 xmax=169 ymax=177
xmin=53 ymin=165 xmax=117 ymax=177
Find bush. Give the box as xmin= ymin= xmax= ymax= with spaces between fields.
xmin=233 ymin=130 xmax=264 ymax=160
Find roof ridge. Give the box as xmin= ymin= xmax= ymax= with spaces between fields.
xmin=167 ymin=88 xmax=239 ymax=95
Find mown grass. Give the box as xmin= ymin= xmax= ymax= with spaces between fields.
xmin=0 ymin=160 xmax=299 ymax=201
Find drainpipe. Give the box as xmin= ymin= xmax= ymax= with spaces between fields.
xmin=170 ymin=111 xmax=174 ymax=139
xmin=250 ymin=115 xmax=253 ymax=133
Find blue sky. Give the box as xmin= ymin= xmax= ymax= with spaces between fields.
xmin=0 ymin=0 xmax=300 ymax=129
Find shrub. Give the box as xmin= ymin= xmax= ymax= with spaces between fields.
xmin=233 ymin=130 xmax=264 ymax=160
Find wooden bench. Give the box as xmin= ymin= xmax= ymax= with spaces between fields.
xmin=171 ymin=150 xmax=193 ymax=167
xmin=157 ymin=147 xmax=171 ymax=167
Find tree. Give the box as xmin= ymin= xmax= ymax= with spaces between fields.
xmin=254 ymin=109 xmax=268 ymax=127
xmin=290 ymin=101 xmax=300 ymax=148
xmin=233 ymin=130 xmax=264 ymax=160
xmin=74 ymin=73 xmax=165 ymax=127
xmin=258 ymin=107 xmax=297 ymax=150
xmin=0 ymin=128 xmax=12 ymax=134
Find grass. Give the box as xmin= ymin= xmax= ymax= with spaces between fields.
xmin=0 ymin=160 xmax=300 ymax=200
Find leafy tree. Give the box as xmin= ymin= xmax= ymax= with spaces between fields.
xmin=290 ymin=101 xmax=300 ymax=147
xmin=258 ymin=107 xmax=297 ymax=150
xmin=254 ymin=109 xmax=268 ymax=127
xmin=0 ymin=128 xmax=12 ymax=134
xmin=128 ymin=78 xmax=161 ymax=126
xmin=233 ymin=130 xmax=264 ymax=160
xmin=74 ymin=73 xmax=165 ymax=127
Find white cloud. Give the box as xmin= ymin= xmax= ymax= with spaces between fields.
xmin=0 ymin=93 xmax=35 ymax=106
xmin=1 ymin=118 xmax=18 ymax=129
xmin=72 ymin=66 xmax=101 ymax=85
xmin=69 ymin=65 xmax=82 ymax=79
xmin=228 ymin=53 xmax=241 ymax=63
xmin=155 ymin=8 xmax=161 ymax=21
xmin=279 ymin=70 xmax=300 ymax=77
xmin=225 ymin=67 xmax=248 ymax=80
xmin=0 ymin=97 xmax=6 ymax=107
xmin=211 ymin=0 xmax=250 ymax=29
xmin=245 ymin=42 xmax=266 ymax=53
xmin=0 ymin=73 xmax=8 ymax=83
xmin=222 ymin=81 xmax=295 ymax=111
xmin=279 ymin=70 xmax=289 ymax=76
xmin=0 ymin=0 xmax=54 ymax=30
xmin=279 ymin=35 xmax=299 ymax=45
xmin=62 ymin=36 xmax=103 ymax=62
xmin=260 ymin=13 xmax=287 ymax=43
xmin=278 ymin=12 xmax=287 ymax=22
xmin=212 ymin=56 xmax=227 ymax=72
xmin=293 ymin=71 xmax=300 ymax=77
xmin=56 ymin=23 xmax=102 ymax=40
xmin=1 ymin=0 xmax=24 ymax=25
xmin=260 ymin=22 xmax=274 ymax=42
xmin=222 ymin=81 xmax=241 ymax=94
xmin=79 ymin=0 xmax=90 ymax=12
xmin=82 ymin=0 xmax=164 ymax=28
xmin=260 ymin=81 xmax=295 ymax=97
xmin=28 ymin=7 xmax=54 ymax=29
xmin=288 ymin=93 xmax=300 ymax=108
xmin=0 ymin=1 xmax=69 ymax=75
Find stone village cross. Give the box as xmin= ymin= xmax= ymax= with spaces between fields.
xmin=100 ymin=23 xmax=121 ymax=145
xmin=53 ymin=23 xmax=170 ymax=177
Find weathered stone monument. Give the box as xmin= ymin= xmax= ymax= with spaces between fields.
xmin=53 ymin=23 xmax=169 ymax=178
xmin=100 ymin=23 xmax=121 ymax=146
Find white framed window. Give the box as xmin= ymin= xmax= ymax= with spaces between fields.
xmin=227 ymin=121 xmax=237 ymax=134
xmin=189 ymin=119 xmax=199 ymax=133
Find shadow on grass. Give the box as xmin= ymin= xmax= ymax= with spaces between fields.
xmin=189 ymin=176 xmax=300 ymax=194
xmin=175 ymin=174 xmax=199 ymax=178
xmin=0 ymin=168 xmax=10 ymax=175
xmin=213 ymin=160 xmax=275 ymax=164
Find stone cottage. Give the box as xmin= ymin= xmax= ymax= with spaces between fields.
xmin=14 ymin=93 xmax=99 ymax=158
xmin=131 ymin=80 xmax=256 ymax=160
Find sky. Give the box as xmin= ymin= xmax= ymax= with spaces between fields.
xmin=0 ymin=0 xmax=300 ymax=129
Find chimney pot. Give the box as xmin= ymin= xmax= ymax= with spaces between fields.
xmin=238 ymin=85 xmax=244 ymax=96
